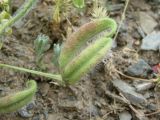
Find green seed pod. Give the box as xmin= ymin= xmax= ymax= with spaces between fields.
xmin=59 ymin=18 xmax=117 ymax=69
xmin=0 ymin=80 xmax=37 ymax=113
xmin=72 ymin=0 xmax=85 ymax=8
xmin=59 ymin=18 xmax=117 ymax=84
xmin=64 ymin=37 xmax=112 ymax=84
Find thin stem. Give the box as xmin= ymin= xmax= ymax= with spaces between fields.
xmin=113 ymin=0 xmax=130 ymax=41
xmin=8 ymin=0 xmax=11 ymax=12
xmin=0 ymin=63 xmax=64 ymax=84
xmin=0 ymin=0 xmax=37 ymax=35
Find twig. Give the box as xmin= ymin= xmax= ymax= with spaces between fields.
xmin=105 ymin=90 xmax=145 ymax=118
xmin=145 ymin=109 xmax=160 ymax=116
xmin=120 ymin=93 xmax=145 ymax=118
xmin=113 ymin=0 xmax=130 ymax=41
xmin=105 ymin=90 xmax=126 ymax=103
xmin=115 ymin=69 xmax=156 ymax=82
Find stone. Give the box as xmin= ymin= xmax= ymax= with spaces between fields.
xmin=48 ymin=113 xmax=67 ymax=120
xmin=119 ymin=111 xmax=132 ymax=120
xmin=153 ymin=0 xmax=160 ymax=3
xmin=126 ymin=59 xmax=152 ymax=78
xmin=32 ymin=115 xmax=40 ymax=120
xmin=136 ymin=26 xmax=146 ymax=38
xmin=107 ymin=4 xmax=124 ymax=11
xmin=18 ymin=107 xmax=33 ymax=118
xmin=26 ymin=102 xmax=35 ymax=110
xmin=86 ymin=104 xmax=99 ymax=116
xmin=141 ymin=31 xmax=160 ymax=51
xmin=139 ymin=12 xmax=158 ymax=34
xmin=146 ymin=103 xmax=157 ymax=111
xmin=131 ymin=0 xmax=151 ymax=10
xmin=39 ymin=82 xmax=50 ymax=96
xmin=135 ymin=82 xmax=155 ymax=92
xmin=112 ymin=79 xmax=147 ymax=106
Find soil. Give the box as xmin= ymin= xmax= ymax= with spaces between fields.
xmin=0 ymin=0 xmax=160 ymax=120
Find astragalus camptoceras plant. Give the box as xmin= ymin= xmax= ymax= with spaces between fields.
xmin=0 ymin=17 xmax=117 ymax=112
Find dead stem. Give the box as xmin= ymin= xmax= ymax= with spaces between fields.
xmin=115 ymin=69 xmax=157 ymax=82
xmin=120 ymin=93 xmax=145 ymax=118
xmin=105 ymin=90 xmax=145 ymax=118
xmin=113 ymin=0 xmax=130 ymax=41
xmin=145 ymin=109 xmax=160 ymax=116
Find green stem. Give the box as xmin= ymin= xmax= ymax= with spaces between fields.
xmin=8 ymin=0 xmax=11 ymax=13
xmin=0 ymin=63 xmax=63 ymax=84
xmin=0 ymin=0 xmax=37 ymax=35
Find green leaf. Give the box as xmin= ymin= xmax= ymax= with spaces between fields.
xmin=72 ymin=0 xmax=85 ymax=8
xmin=52 ymin=44 xmax=61 ymax=67
xmin=34 ymin=34 xmax=49 ymax=63
xmin=0 ymin=11 xmax=10 ymax=22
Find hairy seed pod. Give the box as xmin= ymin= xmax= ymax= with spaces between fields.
xmin=59 ymin=18 xmax=117 ymax=69
xmin=59 ymin=18 xmax=117 ymax=84
xmin=63 ymin=37 xmax=112 ymax=84
xmin=0 ymin=80 xmax=37 ymax=113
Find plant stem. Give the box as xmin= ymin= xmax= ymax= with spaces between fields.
xmin=0 ymin=63 xmax=63 ymax=84
xmin=113 ymin=0 xmax=130 ymax=41
xmin=0 ymin=0 xmax=37 ymax=35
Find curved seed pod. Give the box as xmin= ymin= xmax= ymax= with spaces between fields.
xmin=0 ymin=80 xmax=37 ymax=113
xmin=63 ymin=37 xmax=112 ymax=84
xmin=59 ymin=18 xmax=117 ymax=69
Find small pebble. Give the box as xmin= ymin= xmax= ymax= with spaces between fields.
xmin=119 ymin=111 xmax=132 ymax=120
xmin=146 ymin=103 xmax=157 ymax=111
xmin=26 ymin=102 xmax=35 ymax=110
xmin=18 ymin=107 xmax=33 ymax=118
xmin=141 ymin=31 xmax=160 ymax=51
xmin=32 ymin=115 xmax=40 ymax=120
xmin=127 ymin=59 xmax=152 ymax=78
xmin=134 ymin=40 xmax=140 ymax=46
xmin=139 ymin=12 xmax=158 ymax=34
xmin=135 ymin=82 xmax=155 ymax=92
xmin=112 ymin=79 xmax=147 ymax=106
